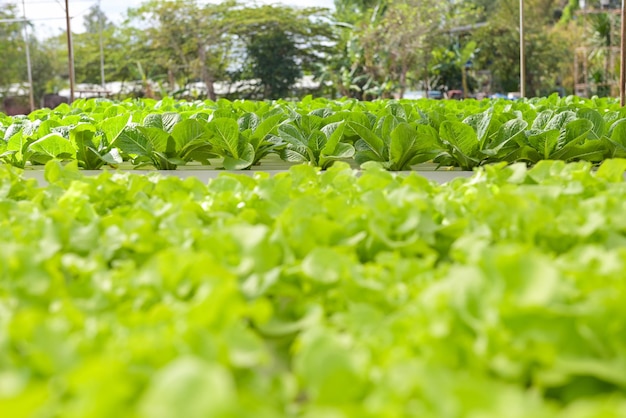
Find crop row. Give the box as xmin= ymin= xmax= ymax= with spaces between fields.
xmin=2 ymin=159 xmax=626 ymax=416
xmin=2 ymin=95 xmax=626 ymax=170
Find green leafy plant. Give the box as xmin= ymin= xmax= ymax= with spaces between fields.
xmin=348 ymin=113 xmax=444 ymax=170
xmin=2 ymin=159 xmax=626 ymax=416
xmin=4 ymin=96 xmax=626 ymax=170
xmin=278 ymin=113 xmax=355 ymax=169
xmin=112 ymin=114 xmax=217 ymax=169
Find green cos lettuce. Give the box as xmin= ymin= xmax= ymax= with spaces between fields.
xmin=4 ymin=95 xmax=626 ymax=171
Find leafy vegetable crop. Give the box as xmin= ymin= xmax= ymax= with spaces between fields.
xmin=3 ymin=95 xmax=626 ymax=170
xmin=2 ymin=159 xmax=626 ymax=417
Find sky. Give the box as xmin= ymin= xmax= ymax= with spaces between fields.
xmin=4 ymin=0 xmax=336 ymax=38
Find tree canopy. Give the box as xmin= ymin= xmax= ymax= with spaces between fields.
xmin=0 ymin=4 xmax=27 ymax=95
xmin=0 ymin=0 xmax=616 ymax=109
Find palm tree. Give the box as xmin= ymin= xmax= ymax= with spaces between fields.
xmin=585 ymin=11 xmax=618 ymax=96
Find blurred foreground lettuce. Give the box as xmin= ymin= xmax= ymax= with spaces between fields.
xmin=0 ymin=159 xmax=626 ymax=416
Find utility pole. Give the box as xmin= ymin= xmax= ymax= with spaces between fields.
xmin=65 ymin=0 xmax=75 ymax=102
xmin=519 ymin=0 xmax=520 ymax=97
xmin=619 ymin=0 xmax=626 ymax=107
xmin=21 ymin=0 xmax=35 ymax=112
xmin=98 ymin=0 xmax=105 ymax=90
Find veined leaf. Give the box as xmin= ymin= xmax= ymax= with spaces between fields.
xmin=297 ymin=114 xmax=322 ymax=133
xmin=497 ymin=144 xmax=542 ymax=164
xmin=117 ymin=125 xmax=152 ymax=157
xmin=3 ymin=122 xmax=23 ymax=141
xmin=70 ymin=123 xmax=96 ymax=148
xmin=251 ymin=114 xmax=284 ymax=143
xmin=223 ymin=142 xmax=254 ymax=170
xmin=354 ymin=147 xmax=381 ymax=166
xmin=101 ymin=114 xmax=131 ymax=146
xmin=544 ymin=111 xmax=577 ymax=131
xmin=329 ymin=142 xmax=354 ymax=160
xmin=554 ymin=139 xmax=606 ymax=162
xmin=180 ymin=140 xmax=217 ymax=164
xmin=1 ymin=131 xmax=31 ymax=167
xmin=414 ymin=124 xmax=443 ymax=151
xmin=137 ymin=126 xmax=172 ymax=153
xmin=385 ymin=102 xmax=407 ymax=120
xmin=238 ymin=113 xmax=260 ymax=132
xmin=531 ymin=110 xmax=554 ymax=130
xmin=28 ymin=133 xmax=76 ymax=164
xmin=319 ymin=123 xmax=354 ymax=168
xmin=171 ymin=119 xmax=209 ymax=151
xmin=101 ymin=148 xmax=123 ymax=165
xmin=309 ymin=107 xmax=334 ymax=119
xmin=402 ymin=124 xmax=445 ymax=165
xmin=5 ymin=129 xmax=24 ymax=152
xmin=528 ymin=129 xmax=559 ymax=159
xmin=552 ymin=119 xmax=593 ymax=160
xmin=390 ymin=122 xmax=417 ymax=171
xmin=143 ymin=112 xmax=182 ymax=132
xmin=464 ymin=107 xmax=494 ymax=149
xmin=609 ymin=119 xmax=626 ymax=149
xmin=281 ymin=145 xmax=310 ymax=163
xmin=577 ymin=108 xmax=606 ymax=139
xmin=278 ymin=123 xmax=307 ymax=147
xmin=348 ymin=121 xmax=385 ymax=159
xmin=70 ymin=124 xmax=102 ymax=169
xmin=378 ymin=115 xmax=400 ymax=142
xmin=38 ymin=119 xmax=61 ymax=137
xmin=439 ymin=120 xmax=480 ymax=168
xmin=484 ymin=118 xmax=528 ymax=156
xmin=425 ymin=109 xmax=448 ymax=132
xmin=321 ymin=122 xmax=346 ymax=155
xmin=210 ymin=118 xmax=241 ymax=159
xmin=345 ymin=112 xmax=375 ymax=136
xmin=308 ymin=130 xmax=327 ymax=152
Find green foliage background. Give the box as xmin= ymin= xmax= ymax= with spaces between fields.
xmin=0 ymin=0 xmax=606 ymax=108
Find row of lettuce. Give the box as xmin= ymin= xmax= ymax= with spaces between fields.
xmin=2 ymin=95 xmax=626 ymax=170
xmin=2 ymin=159 xmax=626 ymax=416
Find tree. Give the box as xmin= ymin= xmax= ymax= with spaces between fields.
xmin=128 ymin=0 xmax=238 ymax=100
xmin=247 ymin=30 xmax=301 ymax=99
xmin=334 ymin=0 xmax=382 ymax=15
xmin=353 ymin=0 xmax=446 ymax=98
xmin=29 ymin=36 xmax=64 ymax=101
xmin=0 ymin=3 xmax=61 ymax=108
xmin=325 ymin=0 xmax=485 ymax=99
xmin=583 ymin=11 xmax=620 ymax=96
xmin=0 ymin=3 xmax=26 ymax=96
xmin=458 ymin=0 xmax=500 ymax=22
xmin=472 ymin=0 xmax=569 ymax=95
xmin=71 ymin=4 xmax=116 ymax=85
xmin=233 ymin=5 xmax=335 ymax=100
xmin=431 ymin=41 xmax=479 ymax=95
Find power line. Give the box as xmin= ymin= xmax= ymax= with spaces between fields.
xmin=0 ymin=0 xmax=98 ymax=23
xmin=0 ymin=16 xmax=66 ymax=22
xmin=3 ymin=0 xmax=92 ymax=4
